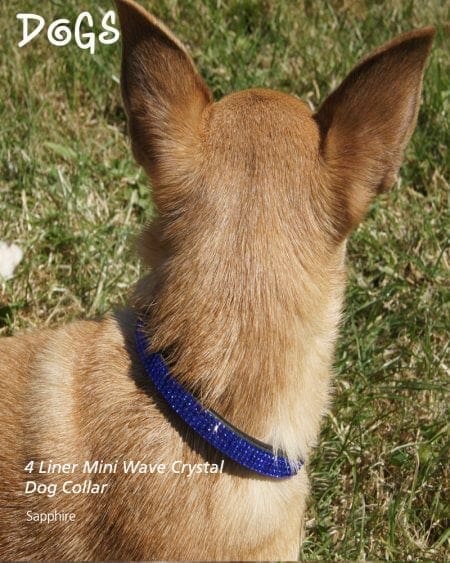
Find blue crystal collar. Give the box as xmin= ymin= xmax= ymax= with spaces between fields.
xmin=135 ymin=319 xmax=303 ymax=479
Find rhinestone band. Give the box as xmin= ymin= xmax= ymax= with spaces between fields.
xmin=135 ymin=319 xmax=303 ymax=478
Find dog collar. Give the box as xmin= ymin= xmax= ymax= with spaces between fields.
xmin=135 ymin=319 xmax=303 ymax=478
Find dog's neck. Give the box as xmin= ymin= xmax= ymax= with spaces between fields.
xmin=133 ymin=221 xmax=346 ymax=462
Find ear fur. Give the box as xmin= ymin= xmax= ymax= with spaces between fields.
xmin=115 ymin=0 xmax=212 ymax=179
xmin=316 ymin=27 xmax=435 ymax=235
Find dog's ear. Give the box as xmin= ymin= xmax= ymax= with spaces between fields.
xmin=316 ymin=27 xmax=435 ymax=235
xmin=115 ymin=0 xmax=212 ymax=180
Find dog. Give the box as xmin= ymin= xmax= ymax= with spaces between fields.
xmin=0 ymin=0 xmax=434 ymax=559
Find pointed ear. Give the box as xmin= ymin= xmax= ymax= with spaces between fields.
xmin=115 ymin=0 xmax=212 ymax=179
xmin=315 ymin=27 xmax=435 ymax=235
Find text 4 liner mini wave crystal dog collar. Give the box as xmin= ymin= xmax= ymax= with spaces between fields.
xmin=135 ymin=318 xmax=304 ymax=478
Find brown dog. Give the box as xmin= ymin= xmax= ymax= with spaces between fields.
xmin=0 ymin=0 xmax=434 ymax=559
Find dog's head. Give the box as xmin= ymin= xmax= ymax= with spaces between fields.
xmin=116 ymin=0 xmax=433 ymax=258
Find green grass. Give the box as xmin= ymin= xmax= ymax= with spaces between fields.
xmin=0 ymin=0 xmax=448 ymax=559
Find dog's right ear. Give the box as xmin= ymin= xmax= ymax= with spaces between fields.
xmin=115 ymin=0 xmax=212 ymax=180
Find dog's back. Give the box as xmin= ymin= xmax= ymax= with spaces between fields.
xmin=0 ymin=316 xmax=306 ymax=560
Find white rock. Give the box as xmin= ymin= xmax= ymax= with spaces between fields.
xmin=0 ymin=242 xmax=23 ymax=280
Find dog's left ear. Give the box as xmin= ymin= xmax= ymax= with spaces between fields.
xmin=316 ymin=27 xmax=435 ymax=235
xmin=115 ymin=0 xmax=212 ymax=180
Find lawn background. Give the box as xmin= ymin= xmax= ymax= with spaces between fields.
xmin=0 ymin=0 xmax=448 ymax=559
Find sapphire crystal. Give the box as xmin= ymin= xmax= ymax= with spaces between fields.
xmin=135 ymin=319 xmax=303 ymax=478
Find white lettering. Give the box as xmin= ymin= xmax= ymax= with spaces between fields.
xmin=17 ymin=11 xmax=120 ymax=53
xmin=74 ymin=12 xmax=95 ymax=54
xmin=24 ymin=481 xmax=57 ymax=498
xmin=100 ymin=11 xmax=120 ymax=45
xmin=17 ymin=14 xmax=45 ymax=48
xmin=47 ymin=18 xmax=72 ymax=47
